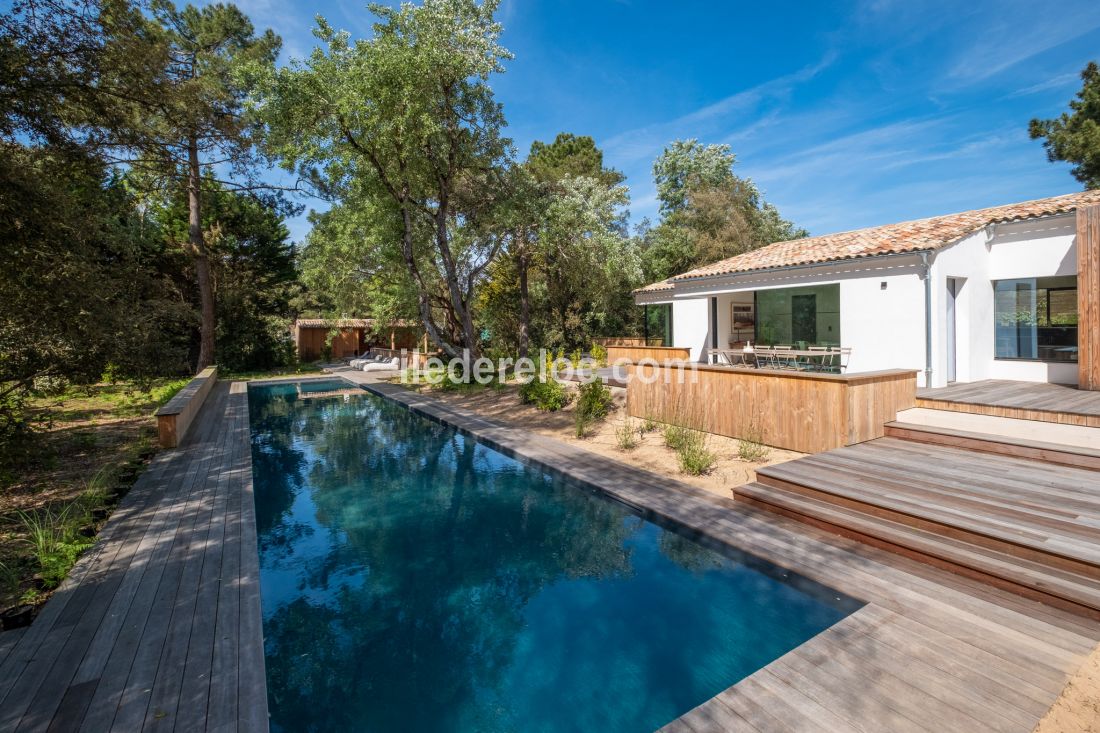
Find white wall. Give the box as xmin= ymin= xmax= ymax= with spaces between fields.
xmin=671 ymin=297 xmax=710 ymax=362
xmin=931 ymin=215 xmax=1078 ymax=387
xmin=660 ymin=213 xmax=1080 ymax=387
xmin=669 ymin=256 xmax=928 ymax=379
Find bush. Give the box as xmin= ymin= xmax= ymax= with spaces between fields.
xmin=640 ymin=413 xmax=659 ymax=433
xmin=737 ymin=418 xmax=770 ymax=462
xmin=615 ymin=418 xmax=638 ymax=450
xmin=663 ymin=423 xmax=693 ymax=450
xmin=574 ymin=380 xmax=613 ymax=438
xmin=677 ymin=430 xmax=717 ymax=475
xmin=591 ymin=343 xmax=607 ymax=367
xmin=519 ymin=377 xmax=570 ymax=412
xmin=17 ymin=503 xmax=95 ymax=589
xmin=576 ymin=380 xmax=613 ymax=421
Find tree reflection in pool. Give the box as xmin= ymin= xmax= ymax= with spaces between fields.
xmin=248 ymin=380 xmax=859 ymax=733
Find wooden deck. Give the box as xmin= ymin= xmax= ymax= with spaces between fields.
xmin=335 ymin=370 xmax=1100 ymax=733
xmin=918 ymin=379 xmax=1100 ymax=426
xmin=0 ymin=381 xmax=266 ymax=732
xmin=746 ymin=437 xmax=1100 ymax=618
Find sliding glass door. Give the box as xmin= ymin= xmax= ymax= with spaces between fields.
xmin=755 ymin=284 xmax=840 ymax=347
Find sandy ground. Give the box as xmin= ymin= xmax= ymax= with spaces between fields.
xmin=1034 ymin=642 xmax=1100 ymax=733
xmin=421 ymin=383 xmax=803 ymax=499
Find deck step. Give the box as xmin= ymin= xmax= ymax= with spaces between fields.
xmin=755 ymin=440 xmax=1100 ymax=579
xmin=735 ymin=481 xmax=1100 ymax=619
xmin=886 ymin=420 xmax=1100 ymax=471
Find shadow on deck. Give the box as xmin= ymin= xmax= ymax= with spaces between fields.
xmin=0 ymin=381 xmax=266 ymax=732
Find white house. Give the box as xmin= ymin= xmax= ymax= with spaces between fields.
xmin=634 ymin=190 xmax=1100 ymax=389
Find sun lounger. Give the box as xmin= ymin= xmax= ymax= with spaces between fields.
xmin=361 ymin=357 xmax=400 ymax=371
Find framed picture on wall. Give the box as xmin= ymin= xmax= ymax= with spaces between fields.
xmin=731 ymin=303 xmax=754 ymax=329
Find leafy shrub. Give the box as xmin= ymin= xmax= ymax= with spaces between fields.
xmin=677 ymin=430 xmax=717 ymax=475
xmin=519 ymin=378 xmax=570 ymax=412
xmin=663 ymin=423 xmax=693 ymax=450
xmin=17 ymin=503 xmax=95 ymax=589
xmin=576 ymin=380 xmax=613 ymax=421
xmin=615 ymin=418 xmax=638 ymax=450
xmin=590 ymin=343 xmax=607 ymax=367
xmin=574 ymin=380 xmax=613 ymax=437
xmin=640 ymin=413 xmax=660 ymax=433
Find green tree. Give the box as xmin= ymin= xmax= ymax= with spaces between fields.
xmin=153 ymin=182 xmax=301 ymax=371
xmin=0 ymin=0 xmax=195 ymax=444
xmin=1030 ymin=61 xmax=1100 ymax=189
xmin=251 ymin=0 xmax=512 ymax=359
xmin=642 ymin=139 xmax=805 ymax=282
xmin=527 ymin=133 xmax=625 ymax=187
xmin=480 ymin=133 xmax=639 ymax=354
xmin=103 ymin=1 xmax=281 ymax=371
xmin=299 ymin=192 xmax=422 ymax=340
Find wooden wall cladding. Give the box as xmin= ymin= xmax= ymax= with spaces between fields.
xmin=1079 ymin=205 xmax=1100 ymax=390
xmin=625 ymin=364 xmax=917 ymax=453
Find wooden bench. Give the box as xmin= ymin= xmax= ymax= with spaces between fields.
xmin=154 ymin=366 xmax=218 ymax=448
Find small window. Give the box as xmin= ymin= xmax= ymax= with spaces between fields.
xmin=993 ymin=276 xmax=1077 ymax=362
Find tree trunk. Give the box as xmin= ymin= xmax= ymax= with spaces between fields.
xmin=188 ymin=135 xmax=215 ymax=372
xmin=517 ymin=231 xmax=530 ymax=360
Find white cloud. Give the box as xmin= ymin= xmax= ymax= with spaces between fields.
xmin=600 ymin=52 xmax=836 ymax=166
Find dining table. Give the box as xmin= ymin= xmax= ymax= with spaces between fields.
xmin=712 ymin=348 xmax=837 ymax=371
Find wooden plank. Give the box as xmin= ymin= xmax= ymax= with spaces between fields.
xmin=624 ymin=362 xmax=916 ymax=452
xmin=75 ymin=387 xmax=233 ymax=732
xmin=234 ymin=382 xmax=268 ymax=733
xmin=884 ymin=422 xmax=1100 ymax=472
xmin=0 ymin=629 xmax=26 ymax=669
xmin=107 ymin=389 xmax=237 ymax=730
xmin=4 ymin=417 xmax=212 ymax=732
xmin=1080 ymin=204 xmax=1100 ymax=390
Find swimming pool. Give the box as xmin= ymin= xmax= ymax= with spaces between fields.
xmin=248 ymin=379 xmax=859 ymax=732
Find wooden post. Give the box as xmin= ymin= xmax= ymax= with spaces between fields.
xmin=1079 ymin=205 xmax=1100 ymax=390
xmin=390 ymin=329 xmax=395 ymax=350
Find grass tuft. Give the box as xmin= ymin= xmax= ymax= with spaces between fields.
xmin=615 ymin=419 xmax=638 ymax=451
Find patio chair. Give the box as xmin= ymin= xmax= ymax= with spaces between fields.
xmin=771 ymin=346 xmax=794 ymax=369
xmin=800 ymin=346 xmax=831 ymax=372
xmin=348 ymin=351 xmax=373 ymax=368
xmin=835 ymin=347 xmax=852 ymax=372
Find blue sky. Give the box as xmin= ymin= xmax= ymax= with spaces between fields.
xmin=228 ymin=0 xmax=1100 ymax=243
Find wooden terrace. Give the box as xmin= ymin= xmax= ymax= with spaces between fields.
xmin=918 ymin=379 xmax=1100 ymax=427
xmin=0 ymin=382 xmax=265 ymax=732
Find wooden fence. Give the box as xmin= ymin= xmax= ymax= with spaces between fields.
xmin=155 ymin=366 xmax=217 ymax=448
xmin=625 ymin=364 xmax=917 ymax=453
xmin=606 ymin=345 xmax=690 ymax=364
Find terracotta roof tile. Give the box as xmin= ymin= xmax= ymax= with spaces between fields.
xmin=635 ymin=190 xmax=1100 ymax=292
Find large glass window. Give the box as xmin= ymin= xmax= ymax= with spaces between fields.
xmin=994 ymin=276 xmax=1078 ymax=362
xmin=754 ymin=284 xmax=841 ymax=347
xmin=643 ymin=303 xmax=672 ymax=346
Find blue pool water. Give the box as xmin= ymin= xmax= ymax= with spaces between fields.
xmin=248 ymin=380 xmax=859 ymax=733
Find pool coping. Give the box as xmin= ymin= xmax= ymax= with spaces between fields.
xmin=318 ymin=370 xmax=1100 ymax=732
